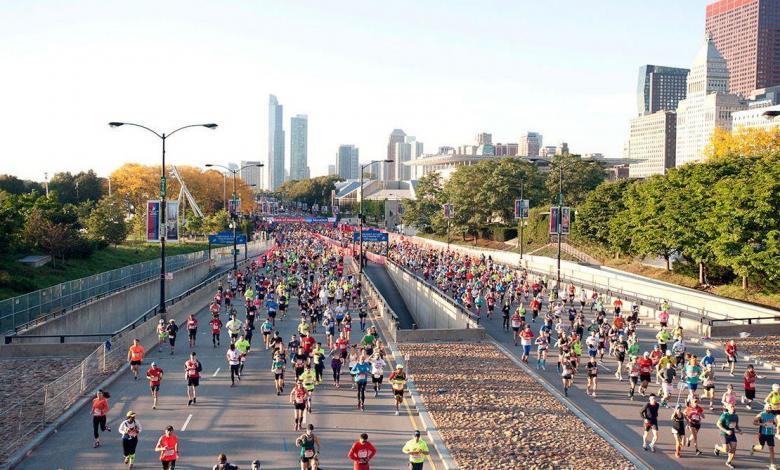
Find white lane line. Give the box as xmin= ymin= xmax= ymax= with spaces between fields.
xmin=213 ymin=367 xmax=221 ymax=377
xmin=181 ymin=413 xmax=193 ymax=432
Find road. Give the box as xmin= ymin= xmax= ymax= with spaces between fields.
xmin=392 ymin=262 xmax=780 ymax=470
xmin=17 ymin=291 xmax=443 ymax=469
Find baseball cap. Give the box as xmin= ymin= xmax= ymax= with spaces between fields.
xmin=151 ymin=362 xmax=157 ymax=367
xmin=414 ymin=430 xmax=421 ymax=437
xmin=126 ymin=410 xmax=136 ymax=418
xmin=396 ymin=364 xmax=404 ymax=369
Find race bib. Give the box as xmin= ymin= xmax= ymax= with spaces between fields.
xmin=162 ymin=448 xmax=175 ymax=457
xmin=357 ymin=373 xmax=367 ymax=381
xmin=304 ymin=449 xmax=315 ymax=458
xmin=357 ymin=449 xmax=368 ymax=458
xmin=92 ymin=409 xmax=103 ymax=417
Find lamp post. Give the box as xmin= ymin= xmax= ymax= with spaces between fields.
xmin=359 ymin=160 xmax=392 ymax=273
xmin=205 ymin=163 xmax=263 ymax=271
xmin=109 ymin=121 xmax=217 ymax=314
xmin=556 ymin=162 xmax=564 ymax=298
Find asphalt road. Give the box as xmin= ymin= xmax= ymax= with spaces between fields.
xmin=392 ymin=262 xmax=780 ymax=469
xmin=17 ymin=296 xmax=442 ymax=469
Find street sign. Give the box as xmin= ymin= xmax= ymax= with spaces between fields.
xmin=164 ymin=272 xmax=174 ymax=280
xmin=353 ymin=230 xmax=389 ymax=242
xmin=208 ymin=233 xmax=247 ymax=245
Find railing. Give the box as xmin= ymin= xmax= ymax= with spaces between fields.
xmin=0 ymin=249 xmax=210 ymax=335
xmin=0 ymin=250 xmax=264 ymax=463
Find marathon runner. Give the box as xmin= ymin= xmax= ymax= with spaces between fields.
xmin=156 ymin=319 xmax=168 ymax=352
xmin=390 ymin=364 xmax=407 ymax=415
xmin=146 ymin=361 xmax=164 ymax=409
xmin=127 ymin=338 xmax=145 ymax=381
xmin=685 ymin=397 xmax=705 ymax=456
xmin=185 ymin=352 xmax=202 ymax=406
xmin=154 ymin=425 xmax=179 ymax=470
xmin=290 ymin=380 xmax=309 ymax=431
xmin=91 ymin=389 xmax=111 ymax=448
xmin=227 ymin=343 xmax=241 ymax=386
xmin=295 ymin=424 xmax=320 ymax=470
xmin=348 ymin=433 xmax=377 ymax=470
xmin=352 ymin=355 xmax=372 ymax=411
xmin=640 ymin=394 xmax=659 ymax=452
xmin=751 ymin=403 xmax=778 ymax=470
xmin=209 ymin=315 xmax=223 ymax=348
xmin=166 ymin=319 xmax=179 ymax=355
xmin=186 ymin=314 xmax=198 ymax=348
xmin=714 ymin=402 xmax=742 ymax=469
xmin=118 ymin=411 xmax=142 ymax=469
xmin=402 ymin=430 xmax=430 ymax=470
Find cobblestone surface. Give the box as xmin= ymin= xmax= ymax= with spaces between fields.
xmin=399 ymin=343 xmax=635 ymax=470
xmin=733 ymin=335 xmax=780 ymax=365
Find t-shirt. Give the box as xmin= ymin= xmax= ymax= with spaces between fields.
xmin=235 ymin=339 xmax=250 ymax=354
xmin=403 ymin=438 xmax=429 ymax=464
xmin=209 ymin=318 xmax=222 ymax=333
xmin=641 ymin=403 xmax=659 ymax=422
xmin=758 ymin=411 xmax=776 ymax=436
xmin=718 ymin=412 xmax=738 ymax=436
xmin=185 ymin=359 xmax=201 ymax=378
xmin=685 ymin=405 xmax=704 ymax=423
xmin=158 ymin=435 xmax=178 ymax=461
xmin=128 ymin=345 xmax=145 ymax=362
xmin=352 ymin=362 xmax=371 ymax=383
xmin=686 ymin=365 xmax=702 ymax=384
xmin=348 ymin=441 xmax=377 ymax=470
xmin=147 ymin=367 xmax=163 ymax=385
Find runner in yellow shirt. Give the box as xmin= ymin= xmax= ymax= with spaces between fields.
xmin=402 ymin=430 xmax=430 ymax=470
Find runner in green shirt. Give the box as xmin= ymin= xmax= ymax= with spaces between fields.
xmin=715 ymin=403 xmax=742 ymax=469
xmin=402 ymin=430 xmax=430 ymax=470
xmin=295 ymin=424 xmax=320 ymax=470
xmin=235 ymin=336 xmax=250 ymax=375
xmin=751 ymin=403 xmax=777 ymax=469
xmin=298 ymin=364 xmax=317 ymax=413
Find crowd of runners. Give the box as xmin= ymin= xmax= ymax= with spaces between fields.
xmin=387 ymin=238 xmax=780 ymax=469
xmin=90 ymin=223 xmax=433 ymax=470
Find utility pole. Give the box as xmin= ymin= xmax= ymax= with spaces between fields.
xmin=518 ymin=181 xmax=525 ymax=259
xmin=556 ymin=163 xmax=563 ymax=298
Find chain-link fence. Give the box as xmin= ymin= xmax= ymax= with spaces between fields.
xmin=0 ymin=250 xmax=208 ymax=335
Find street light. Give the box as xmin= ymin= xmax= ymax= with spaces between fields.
xmin=358 ymin=160 xmax=392 ymax=273
xmin=109 ymin=121 xmax=217 ymax=314
xmin=205 ymin=163 xmax=263 ymax=270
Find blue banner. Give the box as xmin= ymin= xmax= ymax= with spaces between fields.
xmin=353 ymin=230 xmax=389 ymax=242
xmin=209 ymin=234 xmax=247 ymax=245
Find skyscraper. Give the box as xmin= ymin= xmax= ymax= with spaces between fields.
xmin=519 ymin=132 xmax=543 ymax=157
xmin=267 ymin=95 xmax=285 ymax=191
xmin=637 ymin=65 xmax=689 ymax=115
xmin=385 ymin=129 xmax=406 ymax=181
xmin=240 ymin=160 xmax=264 ymax=192
xmin=337 ymin=145 xmax=359 ymax=179
xmin=327 ymin=164 xmax=336 ymax=176
xmin=628 ymin=111 xmax=677 ymax=178
xmin=475 ymin=132 xmax=492 ymax=145
xmin=675 ymin=37 xmax=746 ymax=166
xmin=706 ymin=0 xmax=780 ymax=97
xmin=290 ymin=114 xmax=308 ymax=181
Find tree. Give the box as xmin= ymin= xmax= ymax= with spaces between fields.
xmin=276 ymin=176 xmax=341 ymax=207
xmin=49 ymin=170 xmax=105 ymax=204
xmin=22 ymin=208 xmax=79 ymax=267
xmin=705 ymin=127 xmax=780 ymax=161
xmin=0 ymin=191 xmax=25 ymax=250
xmin=620 ymin=176 xmax=678 ymax=270
xmin=401 ymin=173 xmax=444 ymax=232
xmin=574 ymin=179 xmax=633 ymax=250
xmin=85 ymin=195 xmax=129 ymax=245
xmin=545 ymin=154 xmax=605 ymax=206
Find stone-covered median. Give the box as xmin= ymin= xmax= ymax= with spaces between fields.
xmin=399 ymin=343 xmax=635 ymax=469
xmin=733 ymin=335 xmax=780 ymax=365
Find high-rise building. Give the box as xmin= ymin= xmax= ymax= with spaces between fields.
xmin=290 ymin=114 xmax=308 ymax=181
xmin=385 ymin=129 xmax=406 ymax=181
xmin=540 ymin=146 xmax=559 ymax=158
xmin=637 ymin=65 xmax=690 ymax=115
xmin=475 ymin=132 xmax=492 ymax=145
xmin=519 ymin=132 xmax=543 ymax=157
xmin=556 ymin=142 xmax=570 ymax=155
xmin=675 ymin=37 xmax=746 ymax=166
xmin=706 ymin=0 xmax=780 ymax=97
xmin=494 ymin=143 xmax=519 ymax=156
xmin=628 ymin=111 xmax=677 ymax=178
xmin=327 ymin=164 xmax=336 ymax=176
xmin=240 ymin=161 xmax=264 ymax=192
xmin=267 ymin=95 xmax=285 ymax=191
xmin=337 ymin=145 xmax=359 ymax=179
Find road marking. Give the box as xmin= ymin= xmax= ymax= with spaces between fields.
xmin=213 ymin=367 xmax=221 ymax=377
xmin=181 ymin=413 xmax=193 ymax=432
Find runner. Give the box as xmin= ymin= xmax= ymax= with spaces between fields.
xmin=390 ymin=364 xmax=407 ymax=415
xmin=348 ymin=433 xmax=377 ymax=470
xmin=295 ymin=424 xmax=320 ymax=470
xmin=290 ymin=380 xmax=308 ymax=431
xmin=186 ymin=314 xmax=199 ymax=348
xmin=743 ymin=364 xmax=763 ymax=410
xmin=637 ymin=352 xmax=654 ymax=397
xmin=91 ymin=389 xmax=111 ymax=448
xmin=714 ymin=402 xmax=742 ymax=469
xmin=519 ymin=324 xmax=534 ymax=363
xmin=370 ymin=353 xmax=386 ymax=397
xmin=560 ymin=358 xmax=574 ymax=397
xmin=225 ymin=313 xmax=242 ymax=344
xmin=659 ymin=361 xmax=676 ymax=408
xmin=272 ymin=350 xmax=286 ymax=395
xmin=702 ymin=365 xmax=716 ymax=410
xmin=684 ymin=397 xmax=705 ymax=456
xmin=299 ymin=363 xmax=317 ymax=413
xmin=585 ymin=356 xmax=599 ymax=398
xmin=118 ymin=411 xmax=142 ymax=469
xmin=166 ymin=319 xmax=179 ymax=355
xmin=402 ymin=430 xmax=430 ymax=470
xmin=640 ymin=394 xmax=660 ymax=452
xmin=209 ymin=315 xmax=223 ymax=348
xmin=156 ymin=319 xmax=168 ymax=352
xmin=146 ymin=361 xmax=164 ymax=409
xmin=671 ymin=405 xmax=685 ymax=458
xmin=534 ymin=331 xmax=549 ymax=370
xmin=213 ymin=453 xmax=239 ymax=470
xmin=227 ymin=343 xmax=241 ymax=387
xmin=352 ymin=355 xmax=372 ymax=411
xmin=767 ymin=384 xmax=780 ymax=415
xmin=510 ymin=309 xmax=523 ymax=346
xmin=127 ymin=338 xmax=145 ymax=381
xmin=723 ymin=339 xmax=738 ymax=376
xmin=154 ymin=425 xmax=179 ymax=470
xmin=236 ymin=334 xmax=251 ymax=375
xmin=751 ymin=403 xmax=778 ymax=470
xmin=185 ymin=352 xmax=202 ymax=406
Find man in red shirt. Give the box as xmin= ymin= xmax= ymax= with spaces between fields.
xmin=185 ymin=352 xmax=201 ymax=406
xmin=347 ymin=433 xmax=376 ymax=470
xmin=684 ymin=397 xmax=705 ymax=455
xmin=724 ymin=339 xmax=738 ymax=376
xmin=187 ymin=314 xmax=199 ymax=348
xmin=209 ymin=316 xmax=223 ymax=348
xmin=637 ymin=352 xmax=654 ymax=396
xmin=301 ymin=332 xmax=316 ymax=358
xmin=155 ymin=426 xmax=179 ymax=469
xmin=146 ymin=362 xmax=164 ymax=409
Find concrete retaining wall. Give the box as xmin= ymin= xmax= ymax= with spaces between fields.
xmin=18 ymin=260 xmax=211 ymax=340
xmin=396 ymin=328 xmax=487 ymax=342
xmin=0 ymin=342 xmax=100 ymax=358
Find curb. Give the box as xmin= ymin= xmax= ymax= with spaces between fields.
xmin=491 ymin=340 xmax=652 ymax=470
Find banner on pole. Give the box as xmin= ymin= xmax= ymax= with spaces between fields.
xmin=146 ymin=200 xmax=160 ymax=242
xmin=166 ymin=200 xmax=180 ymax=242
xmin=443 ymin=203 xmax=454 ymax=219
xmin=229 ymin=198 xmax=241 ymax=217
xmin=514 ymin=199 xmax=530 ymax=219
xmin=549 ymin=207 xmax=571 ymax=235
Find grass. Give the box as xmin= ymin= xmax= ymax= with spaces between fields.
xmin=0 ymin=242 xmax=209 ymax=300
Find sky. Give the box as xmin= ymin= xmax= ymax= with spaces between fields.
xmin=0 ymin=1 xmax=711 ymax=182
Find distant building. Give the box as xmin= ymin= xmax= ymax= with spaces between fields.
xmin=267 ymin=95 xmax=285 ymax=191
xmin=337 ymin=145 xmax=359 ymax=180
xmin=732 ymin=103 xmax=780 ymax=130
xmin=540 ymin=146 xmax=558 ymax=158
xmin=327 ymin=164 xmax=336 ymax=176
xmin=437 ymin=146 xmax=456 ymax=154
xmin=385 ymin=129 xmax=406 ymax=181
xmin=475 ymin=132 xmax=492 ymax=145
xmin=290 ymin=114 xmax=308 ymax=181
xmin=675 ymin=37 xmax=746 ymax=166
xmin=556 ymin=142 xmax=569 ymax=155
xmin=628 ymin=111 xmax=677 ymax=178
xmin=240 ymin=161 xmax=264 ymax=192
xmin=494 ymin=143 xmax=518 ymax=156
xmin=706 ymin=0 xmax=780 ymax=97
xmin=519 ymin=132 xmax=543 ymax=157
xmin=637 ymin=65 xmax=689 ymax=115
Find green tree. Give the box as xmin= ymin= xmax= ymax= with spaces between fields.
xmin=546 ymin=155 xmax=605 ymax=206
xmin=85 ymin=195 xmax=129 ymax=245
xmin=49 ymin=170 xmax=105 ymax=204
xmin=621 ymin=176 xmax=678 ymax=270
xmin=401 ymin=173 xmax=444 ymax=232
xmin=22 ymin=208 xmax=79 ymax=267
xmin=574 ymin=179 xmax=633 ymax=249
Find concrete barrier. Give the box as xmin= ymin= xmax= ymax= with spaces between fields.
xmin=396 ymin=328 xmax=487 ymax=342
xmin=17 ymin=260 xmax=211 ymax=340
xmin=0 ymin=342 xmax=100 ymax=358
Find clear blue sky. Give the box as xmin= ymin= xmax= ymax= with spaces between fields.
xmin=0 ymin=1 xmax=710 ymax=181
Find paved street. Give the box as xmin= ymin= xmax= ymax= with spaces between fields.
xmin=17 ymin=296 xmax=443 ymax=469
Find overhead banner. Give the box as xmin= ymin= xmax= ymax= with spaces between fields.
xmin=229 ymin=198 xmax=241 ymax=217
xmin=514 ymin=199 xmax=530 ymax=219
xmin=443 ymin=203 xmax=454 ymax=219
xmin=549 ymin=207 xmax=571 ymax=235
xmin=166 ymin=200 xmax=180 ymax=242
xmin=146 ymin=200 xmax=160 ymax=242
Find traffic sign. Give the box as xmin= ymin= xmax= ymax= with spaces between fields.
xmin=353 ymin=230 xmax=389 ymax=242
xmin=208 ymin=232 xmax=247 ymax=245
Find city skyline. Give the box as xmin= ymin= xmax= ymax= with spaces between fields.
xmin=1 ymin=1 xmax=716 ymax=181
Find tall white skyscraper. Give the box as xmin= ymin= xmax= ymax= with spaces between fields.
xmin=519 ymin=132 xmax=543 ymax=157
xmin=675 ymin=37 xmax=746 ymax=166
xmin=267 ymin=95 xmax=285 ymax=190
xmin=337 ymin=145 xmax=359 ymax=179
xmin=290 ymin=114 xmax=308 ymax=181
xmin=394 ymin=136 xmax=424 ymax=180
xmin=240 ymin=161 xmax=263 ymax=192
xmin=385 ymin=129 xmax=406 ymax=181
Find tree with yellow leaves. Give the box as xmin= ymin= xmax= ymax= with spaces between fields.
xmin=704 ymin=126 xmax=780 ymax=161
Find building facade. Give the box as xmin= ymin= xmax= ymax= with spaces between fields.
xmin=240 ymin=160 xmax=264 ymax=192
xmin=494 ymin=143 xmax=519 ymax=156
xmin=327 ymin=164 xmax=336 ymax=176
xmin=675 ymin=37 xmax=746 ymax=166
xmin=637 ymin=65 xmax=689 ymax=115
xmin=732 ymin=103 xmax=780 ymax=130
xmin=706 ymin=0 xmax=780 ymax=97
xmin=337 ymin=145 xmax=359 ymax=180
xmin=519 ymin=132 xmax=543 ymax=157
xmin=385 ymin=129 xmax=406 ymax=181
xmin=628 ymin=111 xmax=677 ymax=178
xmin=475 ymin=132 xmax=492 ymax=145
xmin=267 ymin=95 xmax=285 ymax=191
xmin=290 ymin=114 xmax=308 ymax=181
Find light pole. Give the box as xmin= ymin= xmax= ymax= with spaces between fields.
xmin=359 ymin=160 xmax=392 ymax=273
xmin=556 ymin=162 xmax=564 ymax=298
xmin=109 ymin=121 xmax=217 ymax=314
xmin=205 ymin=163 xmax=263 ymax=271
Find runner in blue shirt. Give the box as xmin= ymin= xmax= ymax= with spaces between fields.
xmin=351 ymin=357 xmax=372 ymax=411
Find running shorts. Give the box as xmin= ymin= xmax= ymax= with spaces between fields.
xmin=745 ymin=389 xmax=756 ymax=400
xmin=639 ymin=373 xmax=651 ymax=383
xmin=759 ymin=434 xmax=775 ymax=447
xmin=394 ymin=389 xmax=404 ymax=398
xmin=187 ymin=378 xmax=200 ymax=387
xmin=644 ymin=420 xmax=658 ymax=430
xmin=150 ymin=384 xmax=160 ymax=392
xmin=188 ymin=329 xmax=197 ymax=339
xmin=294 ymin=402 xmax=306 ymax=411
xmin=130 ymin=360 xmax=141 ymax=366
xmin=722 ymin=433 xmax=737 ymax=445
